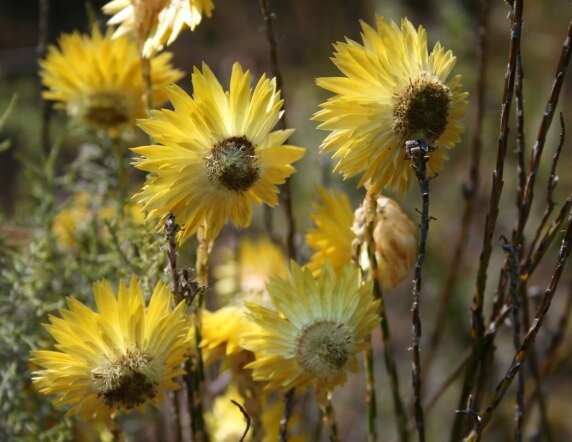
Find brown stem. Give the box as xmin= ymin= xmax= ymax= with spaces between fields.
xmin=279 ymin=389 xmax=295 ymax=442
xmin=424 ymin=0 xmax=490 ymax=377
xmin=258 ymin=0 xmax=296 ymax=259
xmin=470 ymin=209 xmax=572 ymax=439
xmin=231 ymin=400 xmax=252 ymax=442
xmin=38 ymin=0 xmax=52 ymax=156
xmin=363 ymin=194 xmax=409 ymax=442
xmin=364 ymin=341 xmax=378 ymax=442
xmin=321 ymin=393 xmax=339 ymax=442
xmin=406 ymin=139 xmax=433 ymax=442
xmin=502 ymin=239 xmax=524 ymax=441
xmin=452 ymin=1 xmax=523 ymax=438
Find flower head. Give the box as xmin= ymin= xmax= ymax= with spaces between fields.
xmin=41 ymin=28 xmax=182 ymax=134
xmin=103 ymin=0 xmax=214 ymax=57
xmin=243 ymin=263 xmax=379 ymax=395
xmin=30 ymin=277 xmax=192 ymax=421
xmin=306 ymin=188 xmax=354 ymax=275
xmin=132 ymin=62 xmax=305 ymax=243
xmin=314 ymin=16 xmax=468 ymax=192
xmin=353 ymin=193 xmax=417 ymax=289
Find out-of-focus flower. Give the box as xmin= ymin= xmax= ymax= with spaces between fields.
xmin=30 ymin=277 xmax=192 ymax=421
xmin=132 ymin=63 xmax=305 ymax=243
xmin=314 ymin=16 xmax=468 ymax=192
xmin=215 ymin=237 xmax=288 ymax=299
xmin=41 ymin=27 xmax=182 ymax=134
xmin=306 ymin=188 xmax=354 ymax=275
xmin=52 ymin=193 xmax=144 ymax=251
xmin=203 ymin=238 xmax=287 ymax=366
xmin=103 ymin=0 xmax=214 ymax=58
xmin=205 ymin=385 xmax=307 ymax=442
xmin=243 ymin=263 xmax=379 ymax=398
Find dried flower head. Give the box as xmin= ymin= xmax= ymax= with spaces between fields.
xmin=353 ymin=193 xmax=417 ymax=289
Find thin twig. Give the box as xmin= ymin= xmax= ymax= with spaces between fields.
xmin=519 ymin=21 xmax=572 ymax=234
xmin=231 ymin=400 xmax=252 ymax=442
xmin=362 ymin=194 xmax=409 ymax=442
xmin=258 ymin=0 xmax=296 ymax=259
xmin=279 ymin=389 xmax=295 ymax=442
xmin=165 ymin=214 xmax=181 ymax=301
xmin=364 ymin=341 xmax=378 ymax=442
xmin=528 ymin=196 xmax=572 ymax=274
xmin=502 ymin=238 xmax=524 ymax=441
xmin=406 ymin=139 xmax=433 ymax=442
xmin=527 ymin=115 xmax=566 ymax=260
xmin=424 ymin=0 xmax=490 ymax=377
xmin=321 ymin=394 xmax=340 ymax=442
xmin=38 ymin=0 xmax=52 ymax=156
xmin=452 ymin=2 xmax=523 ymax=438
xmin=469 ymin=209 xmax=572 ymax=440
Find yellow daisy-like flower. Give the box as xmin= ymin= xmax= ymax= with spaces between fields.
xmin=215 ymin=237 xmax=288 ymax=298
xmin=30 ymin=277 xmax=192 ymax=421
xmin=243 ymin=263 xmax=379 ymax=395
xmin=41 ymin=27 xmax=182 ymax=133
xmin=132 ymin=62 xmax=305 ymax=243
xmin=306 ymin=188 xmax=354 ymax=275
xmin=314 ymin=16 xmax=468 ymax=192
xmin=103 ymin=0 xmax=214 ymax=58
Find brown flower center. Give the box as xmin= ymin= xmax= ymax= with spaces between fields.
xmin=91 ymin=349 xmax=158 ymax=410
xmin=205 ymin=136 xmax=259 ymax=192
xmin=392 ymin=76 xmax=450 ymax=143
xmin=81 ymin=91 xmax=131 ymax=129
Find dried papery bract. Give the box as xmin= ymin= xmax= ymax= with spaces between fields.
xmin=132 ymin=62 xmax=305 ymax=245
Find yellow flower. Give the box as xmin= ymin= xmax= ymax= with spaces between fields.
xmin=215 ymin=237 xmax=288 ymax=298
xmin=132 ymin=62 xmax=305 ymax=243
xmin=314 ymin=16 xmax=468 ymax=192
xmin=103 ymin=0 xmax=214 ymax=57
xmin=30 ymin=277 xmax=192 ymax=421
xmin=206 ymin=385 xmax=307 ymax=442
xmin=243 ymin=263 xmax=379 ymax=396
xmin=306 ymin=188 xmax=354 ymax=275
xmin=41 ymin=27 xmax=182 ymax=133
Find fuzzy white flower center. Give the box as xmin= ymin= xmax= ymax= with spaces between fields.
xmin=91 ymin=349 xmax=159 ymax=409
xmin=296 ymin=320 xmax=354 ymax=380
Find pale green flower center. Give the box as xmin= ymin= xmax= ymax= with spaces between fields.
xmin=296 ymin=320 xmax=354 ymax=379
xmin=205 ymin=136 xmax=259 ymax=192
xmin=393 ymin=76 xmax=450 ymax=143
xmin=91 ymin=349 xmax=158 ymax=410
